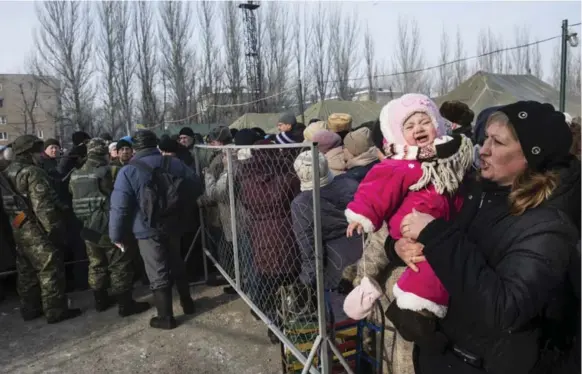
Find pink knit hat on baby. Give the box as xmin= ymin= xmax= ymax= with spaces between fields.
xmin=379 ymin=93 xmax=448 ymax=146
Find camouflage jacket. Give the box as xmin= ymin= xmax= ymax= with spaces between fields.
xmin=2 ymin=156 xmax=67 ymax=234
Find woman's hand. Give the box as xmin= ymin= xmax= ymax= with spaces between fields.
xmin=400 ymin=209 xmax=435 ymax=240
xmin=394 ymin=238 xmax=425 ymax=272
xmin=347 ymin=222 xmax=363 ymax=237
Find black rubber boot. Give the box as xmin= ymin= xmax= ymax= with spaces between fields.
xmin=20 ymin=307 xmax=43 ymax=321
xmin=93 ymin=289 xmax=114 ymax=312
xmin=46 ymin=308 xmax=83 ymax=324
xmin=117 ymin=291 xmax=151 ymax=317
xmin=385 ymin=302 xmax=438 ymax=342
xmin=149 ymin=287 xmax=177 ymax=330
xmin=176 ymin=283 xmax=195 ymax=315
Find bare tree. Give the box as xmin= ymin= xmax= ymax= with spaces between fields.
xmin=452 ymin=26 xmax=468 ymax=87
xmin=511 ymin=25 xmax=531 ymax=74
xmin=476 ymin=27 xmax=505 ymax=74
xmin=309 ymin=3 xmax=332 ymax=101
xmin=437 ymin=26 xmax=452 ymax=95
xmin=531 ymin=40 xmax=543 ymax=79
xmin=329 ymin=8 xmax=360 ymax=100
xmin=133 ymin=1 xmax=160 ymax=127
xmin=262 ymin=2 xmax=293 ymax=110
xmin=97 ymin=1 xmax=123 ymax=137
xmin=159 ymin=1 xmax=194 ymax=124
xmin=33 ymin=1 xmax=94 ymax=134
xmin=363 ymin=25 xmax=376 ymax=101
xmin=550 ymin=43 xmax=581 ymax=96
xmin=292 ymin=4 xmax=312 ymax=109
xmin=198 ymin=1 xmax=221 ymax=122
xmin=572 ymin=53 xmax=582 ymax=97
xmin=13 ymin=76 xmax=41 ymax=135
xmin=221 ymin=1 xmax=243 ymax=111
xmin=392 ymin=17 xmax=425 ymax=93
xmin=114 ymin=2 xmax=135 ymax=136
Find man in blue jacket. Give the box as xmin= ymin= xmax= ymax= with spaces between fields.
xmin=109 ymin=130 xmax=202 ymax=330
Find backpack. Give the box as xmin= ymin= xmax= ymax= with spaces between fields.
xmin=130 ymin=156 xmax=195 ymax=233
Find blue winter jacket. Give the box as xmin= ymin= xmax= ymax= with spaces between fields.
xmin=109 ymin=147 xmax=200 ymax=243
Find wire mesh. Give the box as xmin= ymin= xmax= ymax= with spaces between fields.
xmin=194 ymin=142 xmax=363 ymax=374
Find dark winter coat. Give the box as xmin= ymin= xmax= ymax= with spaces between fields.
xmin=412 ymin=177 xmax=579 ymax=374
xmin=238 ymin=149 xmax=301 ymax=276
xmin=339 ymin=160 xmax=379 ymax=184
xmin=57 ymin=143 xmax=87 ymax=178
xmin=291 ymin=176 xmax=363 ymax=288
xmin=39 ymin=153 xmax=70 ymax=205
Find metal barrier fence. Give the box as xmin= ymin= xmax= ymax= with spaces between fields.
xmin=194 ymin=142 xmax=359 ymax=374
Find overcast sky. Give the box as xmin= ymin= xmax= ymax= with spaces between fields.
xmin=1 ymin=1 xmax=580 ymax=85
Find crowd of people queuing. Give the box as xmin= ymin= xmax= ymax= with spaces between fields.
xmin=0 ymin=93 xmax=580 ymax=374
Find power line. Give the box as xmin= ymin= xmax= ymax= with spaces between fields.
xmin=325 ymin=22 xmax=582 ymax=84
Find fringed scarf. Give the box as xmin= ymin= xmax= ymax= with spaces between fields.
xmin=383 ymin=134 xmax=474 ymax=195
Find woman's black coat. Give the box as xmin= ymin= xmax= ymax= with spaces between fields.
xmin=411 ymin=176 xmax=578 ymax=374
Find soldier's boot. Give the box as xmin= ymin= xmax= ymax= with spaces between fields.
xmin=93 ymin=289 xmax=114 ymax=312
xmin=117 ymin=290 xmax=150 ymax=317
xmin=46 ymin=308 xmax=82 ymax=324
xmin=149 ymin=287 xmax=177 ymax=330
xmin=176 ymin=282 xmax=195 ymax=315
xmin=20 ymin=307 xmax=43 ymax=321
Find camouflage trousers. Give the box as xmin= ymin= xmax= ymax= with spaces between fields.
xmin=85 ymin=240 xmax=134 ymax=295
xmin=14 ymin=224 xmax=68 ymax=320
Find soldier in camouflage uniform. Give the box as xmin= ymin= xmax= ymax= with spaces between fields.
xmin=1 ymin=135 xmax=82 ymax=323
xmin=69 ymin=138 xmax=150 ymax=316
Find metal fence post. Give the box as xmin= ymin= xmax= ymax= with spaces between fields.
xmin=311 ymin=143 xmax=330 ymax=374
xmin=193 ymin=146 xmax=209 ymax=284
xmin=226 ymin=147 xmax=241 ymax=289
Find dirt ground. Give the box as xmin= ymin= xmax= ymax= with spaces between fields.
xmin=0 ymin=284 xmax=282 ymax=374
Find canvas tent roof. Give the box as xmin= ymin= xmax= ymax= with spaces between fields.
xmin=301 ymin=100 xmax=383 ymax=128
xmin=230 ymin=113 xmax=282 ymax=133
xmin=434 ymin=71 xmax=581 ymax=118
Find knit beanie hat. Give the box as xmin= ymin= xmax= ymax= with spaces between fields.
xmin=328 ymin=113 xmax=352 ymax=133
xmin=116 ymin=139 xmax=132 ymax=151
xmin=498 ymin=101 xmax=572 ymax=172
xmin=303 ymin=121 xmax=327 ymax=141
xmin=179 ymin=127 xmax=195 ymax=137
xmin=108 ymin=142 xmax=117 ymax=153
xmin=235 ymin=128 xmax=261 ymax=146
xmin=72 ymin=131 xmax=91 ymax=146
xmin=312 ymin=130 xmax=342 ymax=154
xmin=380 ymin=94 xmax=448 ymax=147
xmin=158 ymin=135 xmax=179 ymax=153
xmin=293 ymin=150 xmax=334 ymax=191
xmin=278 ymin=112 xmax=297 ymax=128
xmin=344 ymin=128 xmax=374 ymax=157
xmin=132 ymin=130 xmax=157 ymax=151
xmin=439 ymin=101 xmax=475 ymax=128
xmin=44 ymin=138 xmax=61 ymax=150
xmin=86 ymin=138 xmax=108 ymax=156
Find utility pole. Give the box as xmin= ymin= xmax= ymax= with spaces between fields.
xmin=560 ymin=19 xmax=569 ymax=112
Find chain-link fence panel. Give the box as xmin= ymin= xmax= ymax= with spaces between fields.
xmin=195 ymin=143 xmax=359 ymax=374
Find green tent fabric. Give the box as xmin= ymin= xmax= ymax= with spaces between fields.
xmin=229 ymin=113 xmax=282 ymax=133
xmin=301 ymin=100 xmax=383 ymax=129
xmin=150 ymin=124 xmax=216 ymax=138
xmin=434 ymin=71 xmax=581 ymax=118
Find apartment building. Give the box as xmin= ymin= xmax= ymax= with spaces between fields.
xmin=0 ymin=74 xmax=60 ymax=146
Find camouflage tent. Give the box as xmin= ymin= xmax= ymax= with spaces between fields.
xmin=229 ymin=113 xmax=282 ymax=133
xmin=434 ymin=71 xmax=581 ymax=118
xmin=300 ymin=100 xmax=383 ymax=129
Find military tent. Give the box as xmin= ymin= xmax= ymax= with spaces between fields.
xmin=434 ymin=71 xmax=581 ymax=118
xmin=301 ymin=100 xmax=383 ymax=129
xmin=229 ymin=113 xmax=282 ymax=133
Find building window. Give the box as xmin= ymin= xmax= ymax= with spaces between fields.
xmin=0 ymin=98 xmax=3 ymax=108
xmin=0 ymin=116 xmax=6 ymax=125
xmin=37 ymin=130 xmax=44 ymax=139
xmin=0 ymin=132 xmax=7 ymax=140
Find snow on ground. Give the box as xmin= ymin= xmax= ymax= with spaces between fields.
xmin=0 ymin=285 xmax=282 ymax=374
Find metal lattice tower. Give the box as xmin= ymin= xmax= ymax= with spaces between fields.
xmin=239 ymin=1 xmax=264 ymax=113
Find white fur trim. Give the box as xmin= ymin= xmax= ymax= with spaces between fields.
xmin=393 ymin=283 xmax=448 ymax=318
xmin=344 ymin=209 xmax=376 ymax=233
